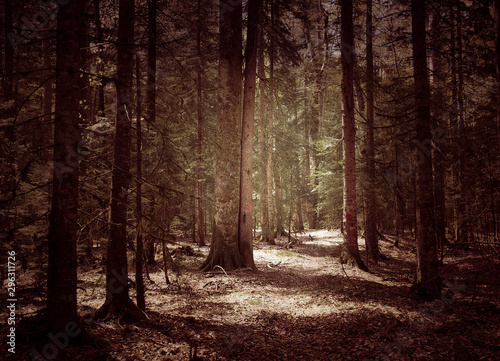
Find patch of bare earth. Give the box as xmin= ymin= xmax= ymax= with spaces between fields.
xmin=2 ymin=230 xmax=499 ymax=360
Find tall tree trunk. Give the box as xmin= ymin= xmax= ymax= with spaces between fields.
xmin=364 ymin=0 xmax=378 ymax=263
xmin=196 ymin=0 xmax=206 ymax=246
xmin=412 ymin=0 xmax=440 ymax=299
xmin=258 ymin=6 xmax=270 ymax=244
xmin=429 ymin=7 xmax=446 ymax=258
xmin=135 ymin=55 xmax=145 ymax=311
xmin=340 ymin=0 xmax=368 ymax=272
xmin=94 ymin=0 xmax=106 ymax=118
xmin=47 ymin=0 xmax=85 ymax=334
xmin=304 ymin=75 xmax=315 ymax=229
xmin=96 ymin=0 xmax=143 ymax=318
xmin=146 ymin=0 xmax=157 ymax=264
xmin=267 ymin=0 xmax=276 ymax=241
xmin=201 ymin=0 xmax=243 ymax=271
xmin=79 ymin=2 xmax=92 ymax=127
xmin=42 ymin=37 xmax=53 ymax=158
xmin=449 ymin=2 xmax=467 ymax=246
xmin=239 ymin=0 xmax=260 ymax=269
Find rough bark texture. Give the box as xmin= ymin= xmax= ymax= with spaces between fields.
xmin=412 ymin=0 xmax=440 ymax=299
xmin=96 ymin=0 xmax=143 ymax=319
xmin=238 ymin=0 xmax=260 ymax=270
xmin=201 ymin=0 xmax=243 ymax=271
xmin=364 ymin=0 xmax=378 ymax=263
xmin=47 ymin=0 xmax=84 ymax=333
xmin=340 ymin=0 xmax=368 ymax=272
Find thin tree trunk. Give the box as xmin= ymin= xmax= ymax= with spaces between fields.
xmin=135 ymin=55 xmax=145 ymax=311
xmin=304 ymin=75 xmax=315 ymax=229
xmin=340 ymin=0 xmax=368 ymax=272
xmin=267 ymin=0 xmax=276 ymax=241
xmin=274 ymin=171 xmax=285 ymax=236
xmin=42 ymin=37 xmax=53 ymax=157
xmin=146 ymin=0 xmax=157 ymax=264
xmin=201 ymin=0 xmax=243 ymax=271
xmin=94 ymin=0 xmax=105 ymax=117
xmin=96 ymin=0 xmax=143 ymax=319
xmin=196 ymin=0 xmax=206 ymax=246
xmin=258 ymin=6 xmax=270 ymax=244
xmin=364 ymin=0 xmax=378 ymax=263
xmin=412 ymin=0 xmax=440 ymax=298
xmin=239 ymin=0 xmax=260 ymax=269
xmin=47 ymin=0 xmax=84 ymax=334
xmin=429 ymin=7 xmax=447 ymax=257
xmin=456 ymin=3 xmax=467 ymax=245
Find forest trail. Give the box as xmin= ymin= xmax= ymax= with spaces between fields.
xmin=4 ymin=230 xmax=500 ymax=360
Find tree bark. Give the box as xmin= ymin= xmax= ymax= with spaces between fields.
xmin=94 ymin=0 xmax=106 ymax=118
xmin=429 ymin=7 xmax=447 ymax=258
xmin=96 ymin=0 xmax=143 ymax=319
xmin=146 ymin=0 xmax=157 ymax=264
xmin=47 ymin=0 xmax=85 ymax=334
xmin=257 ymin=6 xmax=270 ymax=244
xmin=304 ymin=75 xmax=315 ymax=229
xmin=239 ymin=0 xmax=260 ymax=270
xmin=201 ymin=0 xmax=243 ymax=271
xmin=135 ymin=55 xmax=145 ymax=311
xmin=340 ymin=0 xmax=368 ymax=272
xmin=412 ymin=0 xmax=440 ymax=299
xmin=267 ymin=0 xmax=276 ymax=241
xmin=196 ymin=0 xmax=206 ymax=246
xmin=42 ymin=37 xmax=53 ymax=156
xmin=364 ymin=0 xmax=378 ymax=263
xmin=274 ymin=171 xmax=285 ymax=236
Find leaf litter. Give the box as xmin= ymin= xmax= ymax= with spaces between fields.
xmin=1 ymin=230 xmax=499 ymax=360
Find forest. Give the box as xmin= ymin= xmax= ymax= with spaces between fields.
xmin=1 ymin=0 xmax=500 ymax=360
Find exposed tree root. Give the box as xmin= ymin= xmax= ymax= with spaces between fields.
xmin=339 ymin=247 xmax=370 ymax=272
xmin=91 ymin=296 xmax=147 ymax=323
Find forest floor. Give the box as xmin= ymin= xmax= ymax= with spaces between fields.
xmin=2 ymin=230 xmax=500 ymax=360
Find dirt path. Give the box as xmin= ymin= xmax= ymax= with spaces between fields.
xmin=3 ymin=230 xmax=500 ymax=360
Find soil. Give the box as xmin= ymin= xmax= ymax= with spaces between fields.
xmin=1 ymin=230 xmax=500 ymax=360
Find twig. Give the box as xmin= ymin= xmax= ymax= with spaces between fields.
xmin=214 ymin=265 xmax=228 ymax=276
xmin=340 ymin=261 xmax=358 ymax=290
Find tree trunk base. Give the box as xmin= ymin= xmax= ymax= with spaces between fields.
xmin=339 ymin=247 xmax=369 ymax=272
xmin=409 ymin=280 xmax=442 ymax=301
xmin=91 ymin=296 xmax=146 ymax=323
xmin=18 ymin=310 xmax=88 ymax=344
